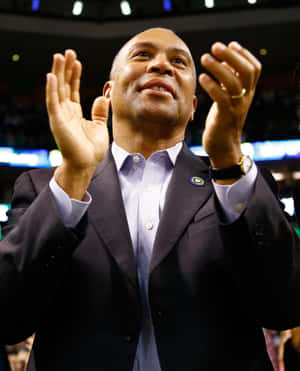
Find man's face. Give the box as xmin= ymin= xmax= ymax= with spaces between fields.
xmin=108 ymin=28 xmax=197 ymax=129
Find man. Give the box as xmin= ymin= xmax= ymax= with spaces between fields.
xmin=0 ymin=28 xmax=299 ymax=370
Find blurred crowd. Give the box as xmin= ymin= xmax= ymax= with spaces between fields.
xmin=0 ymin=81 xmax=299 ymax=151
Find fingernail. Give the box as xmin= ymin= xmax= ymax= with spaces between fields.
xmin=231 ymin=41 xmax=242 ymax=51
xmin=214 ymin=42 xmax=226 ymax=53
xmin=199 ymin=74 xmax=210 ymax=84
xmin=201 ymin=54 xmax=214 ymax=64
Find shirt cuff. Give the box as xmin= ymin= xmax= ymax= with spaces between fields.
xmin=212 ymin=162 xmax=258 ymax=223
xmin=49 ymin=177 xmax=91 ymax=228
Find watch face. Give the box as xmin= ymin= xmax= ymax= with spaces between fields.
xmin=241 ymin=156 xmax=252 ymax=174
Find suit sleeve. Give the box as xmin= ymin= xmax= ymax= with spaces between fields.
xmin=219 ymin=169 xmax=300 ymax=330
xmin=0 ymin=170 xmax=87 ymax=344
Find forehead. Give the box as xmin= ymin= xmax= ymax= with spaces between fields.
xmin=124 ymin=28 xmax=192 ymax=57
xmin=110 ymin=28 xmax=196 ymax=80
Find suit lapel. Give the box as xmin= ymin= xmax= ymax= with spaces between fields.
xmin=87 ymin=149 xmax=138 ymax=289
xmin=150 ymin=144 xmax=213 ymax=273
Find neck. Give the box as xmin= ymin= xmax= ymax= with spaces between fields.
xmin=113 ymin=119 xmax=185 ymax=159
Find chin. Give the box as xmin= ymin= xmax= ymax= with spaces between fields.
xmin=140 ymin=111 xmax=177 ymax=127
xmin=136 ymin=103 xmax=178 ymax=126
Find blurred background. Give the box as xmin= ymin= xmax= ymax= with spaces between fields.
xmin=0 ymin=1 xmax=300 ymax=370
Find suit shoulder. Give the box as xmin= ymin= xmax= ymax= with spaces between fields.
xmin=15 ymin=167 xmax=56 ymax=195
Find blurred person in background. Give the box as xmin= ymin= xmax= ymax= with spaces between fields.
xmin=274 ymin=181 xmax=300 ymax=371
xmin=0 ymin=27 xmax=300 ymax=371
xmin=277 ymin=182 xmax=300 ymax=371
xmin=0 ymin=346 xmax=10 ymax=371
xmin=7 ymin=337 xmax=33 ymax=371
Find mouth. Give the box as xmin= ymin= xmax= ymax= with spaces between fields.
xmin=139 ymin=80 xmax=175 ymax=98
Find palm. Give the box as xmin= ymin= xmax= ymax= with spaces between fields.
xmin=46 ymin=50 xmax=110 ymax=170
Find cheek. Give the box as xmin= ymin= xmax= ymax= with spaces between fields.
xmin=182 ymin=80 xmax=196 ymax=107
xmin=182 ymin=76 xmax=196 ymax=97
xmin=118 ymin=65 xmax=142 ymax=91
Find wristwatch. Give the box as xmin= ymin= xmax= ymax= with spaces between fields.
xmin=209 ymin=154 xmax=253 ymax=180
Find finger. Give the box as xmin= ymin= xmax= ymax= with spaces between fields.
xmin=211 ymin=42 xmax=257 ymax=90
xmin=221 ymin=61 xmax=236 ymax=75
xmin=46 ymin=73 xmax=60 ymax=125
xmin=219 ymin=61 xmax=236 ymax=92
xmin=52 ymin=53 xmax=66 ymax=102
xmin=228 ymin=41 xmax=262 ymax=85
xmin=70 ymin=60 xmax=82 ymax=103
xmin=198 ymin=73 xmax=228 ymax=107
xmin=201 ymin=53 xmax=242 ymax=96
xmin=64 ymin=49 xmax=77 ymax=99
xmin=91 ymin=96 xmax=110 ymax=125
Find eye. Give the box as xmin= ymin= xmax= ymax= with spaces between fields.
xmin=134 ymin=51 xmax=151 ymax=58
xmin=172 ymin=57 xmax=186 ymax=65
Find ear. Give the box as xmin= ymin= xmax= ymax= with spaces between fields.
xmin=103 ymin=81 xmax=113 ymax=99
xmin=189 ymin=95 xmax=198 ymax=122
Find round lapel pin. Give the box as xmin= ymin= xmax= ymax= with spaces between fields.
xmin=190 ymin=176 xmax=205 ymax=186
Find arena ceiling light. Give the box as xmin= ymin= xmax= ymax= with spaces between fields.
xmin=120 ymin=1 xmax=132 ymax=15
xmin=72 ymin=1 xmax=84 ymax=16
xmin=31 ymin=0 xmax=40 ymax=11
xmin=204 ymin=0 xmax=214 ymax=9
xmin=163 ymin=0 xmax=172 ymax=12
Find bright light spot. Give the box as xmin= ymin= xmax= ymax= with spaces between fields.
xmin=281 ymin=197 xmax=295 ymax=216
xmin=72 ymin=1 xmax=84 ymax=16
xmin=0 ymin=205 xmax=9 ymax=222
xmin=248 ymin=0 xmax=257 ymax=4
xmin=259 ymin=48 xmax=268 ymax=56
xmin=272 ymin=172 xmax=285 ymax=181
xmin=241 ymin=142 xmax=255 ymax=159
xmin=163 ymin=0 xmax=172 ymax=12
xmin=189 ymin=146 xmax=207 ymax=156
xmin=12 ymin=54 xmax=20 ymax=62
xmin=293 ymin=171 xmax=300 ymax=180
xmin=204 ymin=0 xmax=214 ymax=8
xmin=31 ymin=0 xmax=40 ymax=11
xmin=49 ymin=150 xmax=62 ymax=167
xmin=120 ymin=1 xmax=131 ymax=15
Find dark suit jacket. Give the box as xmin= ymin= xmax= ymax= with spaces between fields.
xmin=1 ymin=144 xmax=300 ymax=371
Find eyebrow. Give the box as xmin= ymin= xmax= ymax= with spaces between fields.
xmin=127 ymin=42 xmax=193 ymax=64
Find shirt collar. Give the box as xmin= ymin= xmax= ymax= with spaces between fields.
xmin=111 ymin=141 xmax=183 ymax=172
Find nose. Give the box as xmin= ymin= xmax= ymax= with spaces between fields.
xmin=146 ymin=53 xmax=173 ymax=76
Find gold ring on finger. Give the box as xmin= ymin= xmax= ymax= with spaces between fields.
xmin=231 ymin=88 xmax=247 ymax=100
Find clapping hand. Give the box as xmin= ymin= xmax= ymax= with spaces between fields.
xmin=46 ymin=50 xmax=110 ymax=198
xmin=199 ymin=42 xmax=261 ymax=171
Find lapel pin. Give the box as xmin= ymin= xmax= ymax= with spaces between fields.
xmin=190 ymin=176 xmax=205 ymax=186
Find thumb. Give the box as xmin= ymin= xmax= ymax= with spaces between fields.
xmin=91 ymin=96 xmax=110 ymax=125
